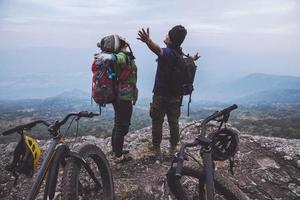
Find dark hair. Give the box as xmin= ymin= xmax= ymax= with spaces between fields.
xmin=119 ymin=39 xmax=126 ymax=50
xmin=168 ymin=25 xmax=187 ymax=47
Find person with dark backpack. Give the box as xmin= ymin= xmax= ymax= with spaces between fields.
xmin=137 ymin=25 xmax=200 ymax=155
xmin=92 ymin=35 xmax=138 ymax=163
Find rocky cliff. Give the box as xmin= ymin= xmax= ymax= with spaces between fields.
xmin=0 ymin=121 xmax=299 ymax=200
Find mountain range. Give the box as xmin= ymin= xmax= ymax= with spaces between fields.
xmin=197 ymin=73 xmax=300 ymax=104
xmin=1 ymin=73 xmax=300 ymax=105
xmin=1 ymin=45 xmax=299 ymax=100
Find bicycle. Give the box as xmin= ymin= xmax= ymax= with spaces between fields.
xmin=167 ymin=104 xmax=249 ymax=200
xmin=2 ymin=111 xmax=115 ymax=200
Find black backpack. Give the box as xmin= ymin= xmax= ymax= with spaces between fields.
xmin=169 ymin=51 xmax=197 ymax=116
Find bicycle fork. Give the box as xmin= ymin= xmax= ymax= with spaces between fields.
xmin=44 ymin=144 xmax=67 ymax=200
xmin=202 ymin=148 xmax=215 ymax=200
xmin=197 ymin=135 xmax=215 ymax=200
xmin=68 ymin=151 xmax=102 ymax=188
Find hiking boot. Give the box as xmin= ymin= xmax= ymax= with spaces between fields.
xmin=109 ymin=150 xmax=129 ymax=157
xmin=148 ymin=143 xmax=161 ymax=155
xmin=114 ymin=154 xmax=133 ymax=164
xmin=122 ymin=150 xmax=130 ymax=155
xmin=169 ymin=145 xmax=178 ymax=155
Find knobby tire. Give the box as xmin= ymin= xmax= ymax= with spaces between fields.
xmin=62 ymin=144 xmax=114 ymax=200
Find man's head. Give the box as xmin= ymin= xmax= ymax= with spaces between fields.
xmin=165 ymin=25 xmax=187 ymax=47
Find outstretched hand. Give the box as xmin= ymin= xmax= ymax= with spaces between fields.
xmin=137 ymin=27 xmax=163 ymax=56
xmin=137 ymin=28 xmax=151 ymax=43
xmin=191 ymin=52 xmax=200 ymax=61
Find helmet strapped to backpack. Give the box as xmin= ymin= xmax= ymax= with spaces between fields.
xmin=97 ymin=34 xmax=127 ymax=53
xmin=92 ymin=35 xmax=136 ymax=112
xmin=5 ymin=135 xmax=41 ymax=182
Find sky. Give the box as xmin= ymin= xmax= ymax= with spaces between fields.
xmin=0 ymin=0 xmax=300 ymax=99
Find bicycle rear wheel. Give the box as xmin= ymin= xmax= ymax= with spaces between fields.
xmin=62 ymin=144 xmax=114 ymax=200
xmin=167 ymin=166 xmax=249 ymax=200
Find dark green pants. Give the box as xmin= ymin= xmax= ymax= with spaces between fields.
xmin=150 ymin=95 xmax=181 ymax=147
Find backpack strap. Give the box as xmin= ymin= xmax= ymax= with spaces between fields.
xmin=187 ymin=93 xmax=192 ymax=117
xmin=229 ymin=156 xmax=235 ymax=175
xmin=180 ymin=96 xmax=183 ymax=106
xmin=98 ymin=105 xmax=102 ymax=116
xmin=91 ymin=78 xmax=94 ymax=106
xmin=109 ymin=60 xmax=120 ymax=105
xmin=127 ymin=44 xmax=135 ymax=60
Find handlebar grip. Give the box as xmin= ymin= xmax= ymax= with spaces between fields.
xmin=2 ymin=120 xmax=50 ymax=136
xmin=226 ymin=104 xmax=238 ymax=112
xmin=90 ymin=112 xmax=99 ymax=117
xmin=78 ymin=111 xmax=99 ymax=118
xmin=2 ymin=126 xmax=21 ymax=136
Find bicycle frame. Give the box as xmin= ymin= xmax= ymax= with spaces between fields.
xmin=172 ymin=104 xmax=238 ymax=200
xmin=26 ymin=135 xmax=63 ymax=200
xmin=174 ymin=135 xmax=215 ymax=199
xmin=26 ymin=134 xmax=102 ymax=200
xmin=2 ymin=112 xmax=101 ymax=200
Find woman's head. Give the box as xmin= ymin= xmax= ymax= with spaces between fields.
xmin=97 ymin=34 xmax=128 ymax=53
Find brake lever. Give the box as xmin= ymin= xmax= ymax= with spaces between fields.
xmin=215 ymin=117 xmax=223 ymax=122
xmin=223 ymin=113 xmax=230 ymax=122
xmin=48 ymin=120 xmax=59 ymax=133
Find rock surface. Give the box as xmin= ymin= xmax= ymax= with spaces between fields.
xmin=0 ymin=121 xmax=299 ymax=200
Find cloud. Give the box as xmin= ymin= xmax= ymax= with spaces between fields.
xmin=1 ymin=0 xmax=299 ymax=50
xmin=0 ymin=0 xmax=299 ymax=79
xmin=224 ymin=3 xmax=296 ymax=18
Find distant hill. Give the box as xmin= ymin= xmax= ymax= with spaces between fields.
xmin=228 ymin=73 xmax=300 ymax=94
xmin=43 ymin=89 xmax=90 ymax=103
xmin=0 ymin=89 xmax=91 ymax=112
xmin=51 ymin=89 xmax=90 ymax=100
xmin=236 ymin=89 xmax=300 ymax=104
xmin=201 ymin=73 xmax=300 ymax=103
xmin=1 ymin=73 xmax=300 ymax=106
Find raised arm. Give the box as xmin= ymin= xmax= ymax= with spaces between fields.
xmin=137 ymin=28 xmax=163 ymax=57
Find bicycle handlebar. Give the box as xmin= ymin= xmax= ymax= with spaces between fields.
xmin=201 ymin=104 xmax=238 ymax=136
xmin=175 ymin=104 xmax=238 ymax=178
xmin=2 ymin=111 xmax=99 ymax=136
xmin=2 ymin=120 xmax=51 ymax=136
xmin=48 ymin=111 xmax=99 ymax=132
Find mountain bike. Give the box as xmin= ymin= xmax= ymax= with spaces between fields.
xmin=167 ymin=104 xmax=249 ymax=200
xmin=2 ymin=111 xmax=115 ymax=200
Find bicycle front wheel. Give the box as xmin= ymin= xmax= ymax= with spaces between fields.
xmin=62 ymin=144 xmax=114 ymax=200
xmin=167 ymin=166 xmax=249 ymax=200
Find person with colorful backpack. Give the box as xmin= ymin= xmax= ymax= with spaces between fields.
xmin=92 ymin=35 xmax=138 ymax=163
xmin=137 ymin=25 xmax=200 ymax=155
